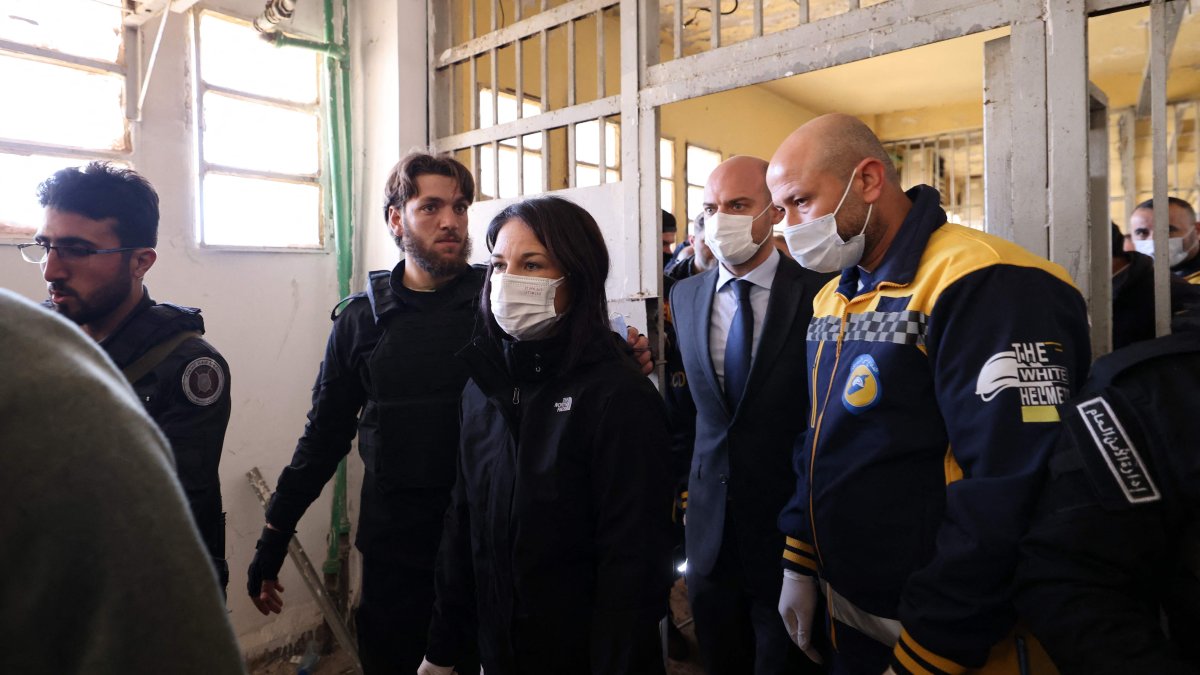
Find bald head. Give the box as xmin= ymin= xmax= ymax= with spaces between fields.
xmin=771 ymin=114 xmax=898 ymax=187
xmin=767 ymin=114 xmax=912 ymax=271
xmin=706 ymin=155 xmax=772 ymax=207
xmin=702 ymin=155 xmax=782 ymax=270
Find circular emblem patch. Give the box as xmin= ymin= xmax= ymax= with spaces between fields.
xmin=182 ymin=357 xmax=224 ymax=406
xmin=842 ymin=354 xmax=881 ymax=414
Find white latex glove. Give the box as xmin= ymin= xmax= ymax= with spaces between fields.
xmin=778 ymin=570 xmax=824 ymax=664
xmin=416 ymin=657 xmax=456 ymax=675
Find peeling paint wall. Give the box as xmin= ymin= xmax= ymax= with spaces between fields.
xmin=0 ymin=0 xmax=365 ymax=658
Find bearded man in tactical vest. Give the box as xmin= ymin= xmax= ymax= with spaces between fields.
xmin=25 ymin=162 xmax=232 ymax=593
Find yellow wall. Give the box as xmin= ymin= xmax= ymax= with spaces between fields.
xmin=661 ymin=86 xmax=821 ymax=229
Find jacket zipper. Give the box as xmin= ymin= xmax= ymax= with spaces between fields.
xmin=806 ymin=284 xmax=898 ymax=569
xmin=512 ymin=386 xmax=520 ymax=405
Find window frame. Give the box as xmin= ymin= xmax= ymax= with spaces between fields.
xmin=191 ymin=9 xmax=329 ymax=252
xmin=574 ymin=117 xmax=620 ymax=188
xmin=477 ymin=87 xmax=544 ymax=199
xmin=660 ymin=136 xmax=676 ymax=221
xmin=685 ymin=142 xmax=722 ymax=222
xmin=0 ymin=23 xmax=130 ymax=240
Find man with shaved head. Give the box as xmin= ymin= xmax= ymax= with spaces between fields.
xmin=767 ymin=114 xmax=1091 ymax=674
xmin=669 ymin=155 xmax=831 ymax=674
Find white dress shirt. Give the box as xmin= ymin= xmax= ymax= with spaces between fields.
xmin=709 ymin=249 xmax=780 ymax=390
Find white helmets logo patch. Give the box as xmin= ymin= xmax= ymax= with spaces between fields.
xmin=182 ymin=357 xmax=225 ymax=406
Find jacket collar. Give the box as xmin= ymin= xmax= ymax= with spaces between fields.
xmin=836 ymin=184 xmax=945 ymax=298
xmin=366 ymin=260 xmax=484 ymax=323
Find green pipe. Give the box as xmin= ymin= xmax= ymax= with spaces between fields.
xmin=265 ymin=0 xmax=355 ymax=582
xmin=266 ymin=0 xmax=352 ymax=577
xmin=266 ymin=32 xmax=348 ymax=61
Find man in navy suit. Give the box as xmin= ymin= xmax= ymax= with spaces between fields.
xmin=669 ymin=155 xmax=831 ymax=674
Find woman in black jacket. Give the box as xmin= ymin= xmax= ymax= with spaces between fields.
xmin=420 ymin=196 xmax=674 ymax=675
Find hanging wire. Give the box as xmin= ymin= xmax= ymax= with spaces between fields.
xmin=683 ymin=0 xmax=739 ymax=27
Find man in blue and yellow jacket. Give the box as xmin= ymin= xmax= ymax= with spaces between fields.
xmin=766 ymin=114 xmax=1091 ymax=674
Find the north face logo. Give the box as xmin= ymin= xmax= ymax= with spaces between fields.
xmin=554 ymin=397 xmax=573 ymax=412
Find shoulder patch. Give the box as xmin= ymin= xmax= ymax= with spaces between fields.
xmin=182 ymin=357 xmax=225 ymax=406
xmin=975 ymin=340 xmax=1071 ymax=422
xmin=1075 ymin=396 xmax=1160 ymax=504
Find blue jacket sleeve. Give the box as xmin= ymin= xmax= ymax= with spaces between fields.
xmin=892 ymin=264 xmax=1091 ymax=673
xmin=777 ymin=429 xmax=818 ymax=575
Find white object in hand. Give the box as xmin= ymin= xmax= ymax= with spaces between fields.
xmin=778 ymin=570 xmax=824 ymax=664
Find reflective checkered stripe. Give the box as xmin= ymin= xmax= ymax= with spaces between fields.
xmin=805 ymin=311 xmax=927 ymax=347
xmin=844 ymin=310 xmax=927 ymax=347
xmin=806 ymin=316 xmax=841 ymax=342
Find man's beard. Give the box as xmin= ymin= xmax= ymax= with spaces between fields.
xmin=396 ymin=226 xmax=472 ymax=279
xmin=49 ymin=269 xmax=133 ymax=328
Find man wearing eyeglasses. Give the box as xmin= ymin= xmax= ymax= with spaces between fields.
xmin=21 ymin=162 xmax=232 ymax=595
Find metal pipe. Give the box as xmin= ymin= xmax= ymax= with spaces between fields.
xmin=253 ymin=0 xmax=298 ymax=34
xmin=263 ymin=32 xmax=348 ymax=60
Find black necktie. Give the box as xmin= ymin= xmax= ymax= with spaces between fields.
xmin=724 ymin=279 xmax=753 ymax=409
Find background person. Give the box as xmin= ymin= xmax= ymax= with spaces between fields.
xmin=669 ymin=155 xmax=831 ymax=674
xmin=26 ymin=162 xmax=231 ymax=593
xmin=769 ymin=114 xmax=1090 ymax=674
xmin=421 ymin=196 xmax=674 ymax=675
xmin=0 ymin=288 xmax=244 ymax=675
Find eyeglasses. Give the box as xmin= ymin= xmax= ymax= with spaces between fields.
xmin=17 ymin=242 xmax=141 ymax=264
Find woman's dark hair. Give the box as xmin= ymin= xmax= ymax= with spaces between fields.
xmin=482 ymin=195 xmax=622 ymax=370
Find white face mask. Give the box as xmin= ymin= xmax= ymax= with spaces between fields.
xmin=782 ymin=168 xmax=873 ymax=273
xmin=1133 ymin=236 xmax=1191 ymax=267
xmin=704 ymin=203 xmax=775 ymax=267
xmin=489 ymin=272 xmax=565 ymax=341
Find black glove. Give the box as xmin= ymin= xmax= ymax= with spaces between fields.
xmin=246 ymin=525 xmax=292 ymax=598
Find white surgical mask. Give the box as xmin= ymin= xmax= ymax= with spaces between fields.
xmin=782 ymin=168 xmax=873 ymax=273
xmin=1133 ymin=236 xmax=1190 ymax=267
xmin=489 ymin=272 xmax=565 ymax=341
xmin=704 ymin=204 xmax=775 ymax=266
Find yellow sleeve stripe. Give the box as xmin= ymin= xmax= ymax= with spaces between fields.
xmin=898 ymin=629 xmax=968 ymax=675
xmin=782 ymin=550 xmax=818 ymax=571
xmin=681 ymin=491 xmax=688 ymax=499
xmin=785 ymin=537 xmax=814 ymax=553
xmin=893 ymin=646 xmax=934 ymax=675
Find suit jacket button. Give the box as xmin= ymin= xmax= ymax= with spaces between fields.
xmin=719 ymin=474 xmax=729 ymax=484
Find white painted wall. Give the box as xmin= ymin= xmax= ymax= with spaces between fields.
xmin=353 ymin=0 xmax=429 ymax=284
xmin=0 ymin=0 xmax=435 ymax=658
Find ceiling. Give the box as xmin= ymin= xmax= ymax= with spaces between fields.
xmin=660 ymin=3 xmax=1200 ymax=118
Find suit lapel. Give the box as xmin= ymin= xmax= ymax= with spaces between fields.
xmin=693 ymin=268 xmax=731 ymax=418
xmin=736 ymin=255 xmax=803 ymax=415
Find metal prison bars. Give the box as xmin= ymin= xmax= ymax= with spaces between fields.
xmin=428 ymin=0 xmax=621 ymax=199
xmin=880 ymin=102 xmax=1200 ymax=235
xmin=428 ymin=0 xmax=1188 ymax=352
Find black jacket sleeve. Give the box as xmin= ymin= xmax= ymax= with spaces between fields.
xmin=587 ymin=377 xmax=674 ymax=674
xmin=266 ymin=304 xmax=371 ymax=532
xmin=425 ymin=397 xmax=479 ymax=668
xmin=1016 ymin=338 xmax=1200 ymax=675
xmin=155 ymin=342 xmax=232 ymax=566
xmin=1015 ymin=448 xmax=1193 ymax=674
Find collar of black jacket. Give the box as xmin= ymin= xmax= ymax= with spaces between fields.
xmin=100 ymin=288 xmax=205 ymax=368
xmin=364 ymin=260 xmax=485 ymax=322
xmin=836 ymin=184 xmax=946 ymax=298
xmin=459 ymin=329 xmax=626 ymax=399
